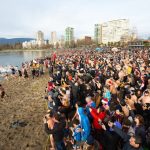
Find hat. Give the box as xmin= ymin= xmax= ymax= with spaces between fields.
xmin=102 ymin=98 xmax=108 ymax=104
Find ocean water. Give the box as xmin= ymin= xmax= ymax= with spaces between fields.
xmin=0 ymin=50 xmax=51 ymax=67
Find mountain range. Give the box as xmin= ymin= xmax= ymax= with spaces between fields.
xmin=0 ymin=38 xmax=34 ymax=45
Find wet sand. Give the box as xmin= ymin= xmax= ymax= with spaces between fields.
xmin=0 ymin=74 xmax=49 ymax=150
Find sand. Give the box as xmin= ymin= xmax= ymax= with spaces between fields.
xmin=0 ymin=73 xmax=49 ymax=150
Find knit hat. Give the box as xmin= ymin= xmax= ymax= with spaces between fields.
xmin=101 ymin=98 xmax=108 ymax=104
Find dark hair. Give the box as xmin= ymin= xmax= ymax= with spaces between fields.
xmin=53 ymin=113 xmax=61 ymax=121
xmin=125 ymin=94 xmax=131 ymax=99
xmin=48 ymin=111 xmax=53 ymax=118
xmin=110 ymin=116 xmax=117 ymax=123
xmin=120 ymin=100 xmax=126 ymax=107
xmin=76 ymin=101 xmax=83 ymax=107
xmin=73 ymin=119 xmax=80 ymax=125
xmin=135 ymin=114 xmax=144 ymax=125
xmin=122 ymin=118 xmax=132 ymax=126
xmin=144 ymin=90 xmax=149 ymax=95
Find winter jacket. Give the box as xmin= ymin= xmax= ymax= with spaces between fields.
xmin=77 ymin=107 xmax=91 ymax=141
xmin=90 ymin=108 xmax=106 ymax=129
xmin=113 ymin=126 xmax=144 ymax=150
xmin=135 ymin=125 xmax=146 ymax=145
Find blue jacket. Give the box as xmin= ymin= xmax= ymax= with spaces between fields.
xmin=73 ymin=124 xmax=81 ymax=142
xmin=77 ymin=107 xmax=91 ymax=141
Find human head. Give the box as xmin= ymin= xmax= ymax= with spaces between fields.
xmin=134 ymin=114 xmax=144 ymax=126
xmin=73 ymin=119 xmax=80 ymax=128
xmin=142 ymin=103 xmax=150 ymax=110
xmin=45 ymin=111 xmax=53 ymax=120
xmin=122 ymin=118 xmax=132 ymax=128
xmin=75 ymin=101 xmax=82 ymax=109
xmin=144 ymin=90 xmax=149 ymax=96
xmin=53 ymin=113 xmax=61 ymax=122
xmin=86 ymin=96 xmax=92 ymax=103
xmin=125 ymin=94 xmax=131 ymax=100
xmin=101 ymin=98 xmax=108 ymax=105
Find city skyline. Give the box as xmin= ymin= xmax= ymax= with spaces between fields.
xmin=0 ymin=0 xmax=150 ymax=39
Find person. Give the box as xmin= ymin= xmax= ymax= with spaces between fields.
xmin=103 ymin=86 xmax=111 ymax=102
xmin=44 ymin=113 xmax=66 ymax=150
xmin=31 ymin=66 xmax=36 ymax=79
xmin=23 ymin=68 xmax=29 ymax=79
xmin=11 ymin=67 xmax=16 ymax=77
xmin=108 ymin=121 xmax=144 ymax=150
xmin=18 ymin=69 xmax=22 ymax=81
xmin=89 ymin=107 xmax=106 ymax=130
xmin=85 ymin=96 xmax=96 ymax=121
xmin=138 ymin=90 xmax=150 ymax=104
xmin=0 ymin=84 xmax=5 ymax=99
xmin=89 ymin=107 xmax=106 ymax=144
xmin=45 ymin=112 xmax=55 ymax=150
xmin=101 ymin=119 xmax=121 ymax=150
xmin=77 ymin=107 xmax=91 ymax=142
xmin=70 ymin=119 xmax=81 ymax=149
xmin=70 ymin=81 xmax=79 ymax=108
xmin=134 ymin=115 xmax=146 ymax=146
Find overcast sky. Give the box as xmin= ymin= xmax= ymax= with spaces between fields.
xmin=0 ymin=0 xmax=149 ymax=39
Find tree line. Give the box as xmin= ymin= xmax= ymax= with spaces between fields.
xmin=0 ymin=42 xmax=22 ymax=50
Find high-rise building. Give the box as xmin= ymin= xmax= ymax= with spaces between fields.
xmin=94 ymin=19 xmax=130 ymax=44
xmin=94 ymin=24 xmax=102 ymax=45
xmin=50 ymin=31 xmax=57 ymax=45
xmin=36 ymin=31 xmax=44 ymax=41
xmin=36 ymin=30 xmax=44 ymax=47
xmin=60 ymin=35 xmax=65 ymax=48
xmin=65 ymin=27 xmax=74 ymax=47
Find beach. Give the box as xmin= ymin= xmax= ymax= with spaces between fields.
xmin=0 ymin=74 xmax=49 ymax=150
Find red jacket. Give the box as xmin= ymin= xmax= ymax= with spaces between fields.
xmin=90 ymin=108 xmax=106 ymax=130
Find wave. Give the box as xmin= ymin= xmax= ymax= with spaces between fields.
xmin=0 ymin=66 xmax=12 ymax=74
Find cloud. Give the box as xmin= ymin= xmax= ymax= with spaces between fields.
xmin=0 ymin=0 xmax=149 ymax=38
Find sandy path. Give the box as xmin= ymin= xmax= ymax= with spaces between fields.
xmin=0 ymin=74 xmax=49 ymax=150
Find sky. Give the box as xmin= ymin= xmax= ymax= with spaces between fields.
xmin=0 ymin=0 xmax=150 ymax=39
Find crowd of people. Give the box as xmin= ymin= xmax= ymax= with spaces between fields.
xmin=0 ymin=48 xmax=150 ymax=150
xmin=42 ymin=48 xmax=150 ymax=150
